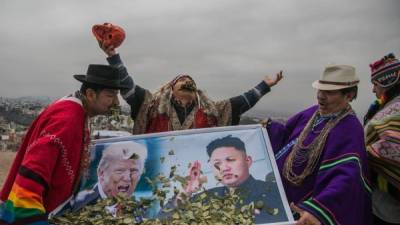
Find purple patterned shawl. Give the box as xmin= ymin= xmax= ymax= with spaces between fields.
xmin=268 ymin=105 xmax=372 ymax=225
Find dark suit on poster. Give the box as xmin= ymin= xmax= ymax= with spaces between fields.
xmin=204 ymin=175 xmax=287 ymax=224
xmin=71 ymin=185 xmax=101 ymax=212
xmin=161 ymin=175 xmax=288 ymax=224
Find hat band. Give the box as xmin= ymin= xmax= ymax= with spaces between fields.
xmin=318 ymin=80 xmax=359 ymax=86
xmin=86 ymin=74 xmax=121 ymax=86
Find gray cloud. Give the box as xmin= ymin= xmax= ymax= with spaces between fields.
xmin=0 ymin=0 xmax=399 ymax=117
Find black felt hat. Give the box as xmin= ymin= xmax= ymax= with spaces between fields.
xmin=74 ymin=64 xmax=129 ymax=89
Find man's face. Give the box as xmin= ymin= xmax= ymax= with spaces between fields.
xmin=317 ymin=89 xmax=351 ymax=115
xmin=99 ymin=159 xmax=142 ymax=198
xmin=209 ymin=147 xmax=252 ymax=188
xmin=88 ymin=89 xmax=119 ymax=117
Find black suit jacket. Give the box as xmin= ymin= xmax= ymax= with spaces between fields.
xmin=161 ymin=175 xmax=288 ymax=224
xmin=204 ymin=175 xmax=288 ymax=224
xmin=71 ymin=185 xmax=101 ymax=213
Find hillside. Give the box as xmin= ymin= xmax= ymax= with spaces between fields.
xmin=0 ymin=151 xmax=16 ymax=188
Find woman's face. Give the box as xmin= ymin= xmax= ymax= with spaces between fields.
xmin=372 ymin=81 xmax=386 ymax=99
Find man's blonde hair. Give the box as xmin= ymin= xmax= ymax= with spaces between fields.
xmin=97 ymin=141 xmax=148 ymax=174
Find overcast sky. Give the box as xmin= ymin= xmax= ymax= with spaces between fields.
xmin=0 ymin=0 xmax=399 ymax=118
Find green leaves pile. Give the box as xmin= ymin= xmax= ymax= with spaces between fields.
xmin=49 ymin=194 xmax=151 ymax=225
xmin=50 ymin=171 xmax=256 ymax=225
xmin=50 ymin=189 xmax=255 ymax=225
xmin=155 ymin=190 xmax=256 ymax=225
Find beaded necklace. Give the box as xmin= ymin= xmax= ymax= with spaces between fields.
xmin=282 ymin=106 xmax=353 ymax=186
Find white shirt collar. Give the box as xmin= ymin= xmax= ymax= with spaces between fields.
xmin=97 ymin=182 xmax=108 ymax=199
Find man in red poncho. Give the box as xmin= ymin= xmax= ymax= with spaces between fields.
xmin=0 ymin=64 xmax=128 ymax=225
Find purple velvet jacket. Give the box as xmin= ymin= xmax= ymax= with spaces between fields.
xmin=267 ymin=105 xmax=372 ymax=225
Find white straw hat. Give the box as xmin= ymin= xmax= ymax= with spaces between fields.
xmin=312 ymin=65 xmax=359 ymax=90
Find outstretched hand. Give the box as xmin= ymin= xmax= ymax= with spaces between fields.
xmin=263 ymin=70 xmax=283 ymax=87
xmin=260 ymin=118 xmax=271 ymax=128
xmin=290 ymin=203 xmax=321 ymax=225
xmin=98 ymin=41 xmax=117 ymax=57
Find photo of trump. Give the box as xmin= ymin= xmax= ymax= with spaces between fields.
xmin=72 ymin=141 xmax=147 ymax=212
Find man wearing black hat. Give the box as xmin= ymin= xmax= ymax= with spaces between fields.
xmin=0 ymin=65 xmax=128 ymax=225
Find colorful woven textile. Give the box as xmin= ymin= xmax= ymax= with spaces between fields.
xmin=0 ymin=95 xmax=88 ymax=225
xmin=268 ymin=105 xmax=372 ymax=225
xmin=365 ymin=96 xmax=400 ymax=190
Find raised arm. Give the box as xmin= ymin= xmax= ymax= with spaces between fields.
xmin=99 ymin=43 xmax=149 ymax=120
xmin=229 ymin=71 xmax=283 ymax=124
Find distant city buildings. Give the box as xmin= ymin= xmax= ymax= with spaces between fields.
xmin=0 ymin=97 xmax=43 ymax=151
xmin=0 ymin=116 xmax=25 ymax=151
xmin=0 ymin=96 xmax=288 ymax=151
xmin=0 ymin=97 xmax=134 ymax=151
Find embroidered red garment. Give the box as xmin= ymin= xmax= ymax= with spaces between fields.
xmin=0 ymin=98 xmax=88 ymax=224
xmin=146 ymin=109 xmax=217 ymax=133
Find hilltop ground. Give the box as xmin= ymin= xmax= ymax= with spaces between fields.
xmin=0 ymin=151 xmax=16 ymax=189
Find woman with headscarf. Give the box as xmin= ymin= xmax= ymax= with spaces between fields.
xmin=364 ymin=53 xmax=400 ymax=225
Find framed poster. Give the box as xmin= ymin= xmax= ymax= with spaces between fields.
xmin=74 ymin=125 xmax=295 ymax=225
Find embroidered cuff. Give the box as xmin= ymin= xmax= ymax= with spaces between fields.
xmin=299 ymin=198 xmax=338 ymax=225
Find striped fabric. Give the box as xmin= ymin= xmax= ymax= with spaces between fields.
xmin=319 ymin=153 xmax=372 ymax=194
xmin=298 ymin=153 xmax=372 ymax=225
xmin=302 ymin=198 xmax=338 ymax=225
xmin=365 ymin=96 xmax=400 ymax=190
xmin=0 ymin=97 xmax=87 ymax=225
xmin=0 ymin=166 xmax=48 ymax=225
